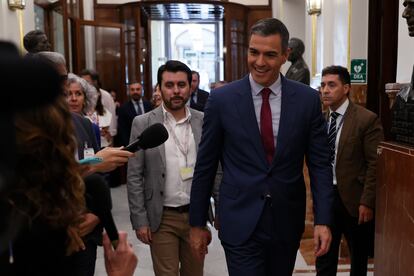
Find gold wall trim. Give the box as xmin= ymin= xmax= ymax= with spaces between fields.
xmin=311 ymin=14 xmax=317 ymax=77
xmin=17 ymin=9 xmax=24 ymax=53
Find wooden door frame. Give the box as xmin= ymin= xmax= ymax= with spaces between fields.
xmin=367 ymin=0 xmax=399 ymax=140
xmin=73 ymin=19 xmax=127 ymax=101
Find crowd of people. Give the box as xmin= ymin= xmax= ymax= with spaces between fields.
xmin=7 ymin=4 xmax=414 ymax=273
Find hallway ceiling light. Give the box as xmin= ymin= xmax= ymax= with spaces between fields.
xmin=306 ymin=0 xmax=321 ymax=15
xmin=8 ymin=0 xmax=25 ymax=10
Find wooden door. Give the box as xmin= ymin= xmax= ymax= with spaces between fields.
xmin=72 ymin=20 xmax=127 ymax=102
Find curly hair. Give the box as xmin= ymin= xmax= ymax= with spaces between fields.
xmin=10 ymin=96 xmax=85 ymax=230
xmin=67 ymin=73 xmax=98 ymax=115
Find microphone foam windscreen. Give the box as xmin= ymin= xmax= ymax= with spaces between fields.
xmin=138 ymin=123 xmax=169 ymax=149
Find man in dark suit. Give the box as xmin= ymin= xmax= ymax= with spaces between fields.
xmin=316 ymin=66 xmax=383 ymax=276
xmin=117 ymin=82 xmax=152 ymax=147
xmin=189 ymin=71 xmax=209 ymax=112
xmin=189 ymin=18 xmax=334 ymax=276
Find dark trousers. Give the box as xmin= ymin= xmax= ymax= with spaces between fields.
xmin=221 ymin=199 xmax=300 ymax=276
xmin=66 ymin=239 xmax=97 ymax=276
xmin=316 ymin=189 xmax=374 ymax=276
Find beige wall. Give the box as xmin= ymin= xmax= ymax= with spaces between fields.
xmin=397 ymin=0 xmax=414 ymax=83
xmin=272 ymin=0 xmax=307 ymax=75
xmin=273 ymin=0 xmax=369 ymax=86
xmin=0 ymin=1 xmax=35 ymax=52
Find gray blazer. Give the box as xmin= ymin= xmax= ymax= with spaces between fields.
xmin=127 ymin=106 xmax=205 ymax=231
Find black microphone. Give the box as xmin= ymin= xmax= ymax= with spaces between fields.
xmin=123 ymin=123 xmax=169 ymax=152
xmin=84 ymin=174 xmax=119 ymax=248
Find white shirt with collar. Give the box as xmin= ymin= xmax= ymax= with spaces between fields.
xmin=249 ymin=74 xmax=282 ymax=149
xmin=100 ymin=88 xmax=117 ymax=136
xmin=162 ymin=104 xmax=197 ymax=207
xmin=329 ymin=98 xmax=349 ymax=185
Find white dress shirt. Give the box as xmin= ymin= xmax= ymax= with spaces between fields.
xmin=162 ymin=105 xmax=197 ymax=207
xmin=100 ymin=88 xmax=117 ymax=136
xmin=329 ymin=98 xmax=349 ymax=185
xmin=87 ymin=108 xmax=113 ymax=148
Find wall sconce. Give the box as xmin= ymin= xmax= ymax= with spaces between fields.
xmin=306 ymin=0 xmax=322 ymax=16
xmin=8 ymin=0 xmax=26 ymax=10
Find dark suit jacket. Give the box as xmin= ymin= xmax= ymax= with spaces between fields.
xmin=190 ymin=75 xmax=334 ymax=246
xmin=72 ymin=113 xmax=99 ymax=159
xmin=71 ymin=113 xmax=104 ymax=247
xmin=117 ymin=99 xmax=152 ymax=147
xmin=332 ymin=101 xmax=383 ymax=217
xmin=190 ymin=88 xmax=209 ymax=112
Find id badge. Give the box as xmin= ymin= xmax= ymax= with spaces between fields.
xmin=180 ymin=167 xmax=194 ymax=181
xmin=84 ymin=148 xmax=95 ymax=159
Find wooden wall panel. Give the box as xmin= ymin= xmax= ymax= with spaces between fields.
xmin=222 ymin=2 xmax=248 ymax=82
xmin=349 ymin=84 xmax=367 ymax=107
xmin=94 ymin=6 xmax=120 ymax=23
xmin=375 ymin=142 xmax=414 ymax=275
xmin=367 ymin=0 xmax=399 ymax=139
xmin=247 ymin=7 xmax=272 ymax=34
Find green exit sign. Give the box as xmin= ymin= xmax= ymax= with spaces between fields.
xmin=350 ymin=59 xmax=367 ymax=83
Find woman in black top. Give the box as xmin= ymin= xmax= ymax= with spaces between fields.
xmin=0 ymin=95 xmax=85 ymax=275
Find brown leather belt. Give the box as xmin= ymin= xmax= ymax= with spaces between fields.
xmin=163 ymin=204 xmax=190 ymax=213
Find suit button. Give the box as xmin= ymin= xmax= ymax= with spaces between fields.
xmin=160 ymin=191 xmax=164 ymax=196
xmin=162 ymin=173 xmax=165 ymax=178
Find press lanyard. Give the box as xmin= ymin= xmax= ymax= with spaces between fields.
xmin=164 ymin=116 xmax=191 ymax=166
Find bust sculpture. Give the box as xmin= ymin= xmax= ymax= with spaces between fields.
xmin=403 ymin=0 xmax=414 ymax=88
xmin=23 ymin=30 xmax=51 ymax=54
xmin=390 ymin=0 xmax=414 ymax=146
xmin=285 ymin=38 xmax=310 ymax=85
xmin=403 ymin=0 xmax=414 ymax=37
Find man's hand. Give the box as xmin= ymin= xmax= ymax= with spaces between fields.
xmin=189 ymin=226 xmax=212 ymax=262
xmin=89 ymin=147 xmax=134 ymax=174
xmin=103 ymin=231 xmax=138 ymax=276
xmin=78 ymin=212 xmax=100 ymax=237
xmin=135 ymin=226 xmax=152 ymax=244
xmin=358 ymin=205 xmax=374 ymax=225
xmin=314 ymin=225 xmax=332 ymax=257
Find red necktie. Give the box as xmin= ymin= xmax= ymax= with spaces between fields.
xmin=260 ymin=88 xmax=275 ymax=164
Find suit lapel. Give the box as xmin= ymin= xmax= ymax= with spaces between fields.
xmin=128 ymin=100 xmax=138 ymax=117
xmin=272 ymin=76 xmax=297 ymax=167
xmin=149 ymin=107 xmax=166 ymax=168
xmin=235 ymin=76 xmax=268 ymax=167
xmin=189 ymin=110 xmax=202 ymax=151
xmin=337 ymin=102 xmax=355 ymax=161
